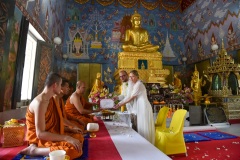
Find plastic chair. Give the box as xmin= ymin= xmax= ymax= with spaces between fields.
xmin=155 ymin=106 xmax=169 ymax=131
xmin=155 ymin=109 xmax=187 ymax=156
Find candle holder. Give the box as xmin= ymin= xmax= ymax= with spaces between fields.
xmin=87 ymin=130 xmax=99 ymax=138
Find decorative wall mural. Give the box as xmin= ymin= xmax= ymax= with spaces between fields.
xmin=197 ymin=39 xmax=205 ymax=60
xmin=103 ymin=67 xmax=113 ymax=84
xmin=33 ymin=0 xmax=40 ymax=22
xmin=183 ymin=0 xmax=240 ymax=63
xmin=3 ymin=7 xmax=21 ymax=111
xmin=43 ymin=9 xmax=49 ymax=34
xmin=227 ymin=22 xmax=239 ymax=50
xmin=67 ymin=28 xmax=89 ymax=59
xmin=162 ymin=32 xmax=176 ymax=61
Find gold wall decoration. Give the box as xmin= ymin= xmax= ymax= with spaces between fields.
xmin=117 ymin=51 xmax=169 ymax=86
xmin=161 ymin=0 xmax=182 ymax=12
xmin=203 ymin=40 xmax=240 ymax=97
xmin=75 ymin=0 xmax=181 ymax=11
xmin=75 ymin=0 xmax=90 ymax=4
xmin=118 ymin=0 xmax=139 ymax=8
xmin=96 ymin=0 xmax=115 ymax=6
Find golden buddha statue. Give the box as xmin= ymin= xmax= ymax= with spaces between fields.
xmin=122 ymin=10 xmax=159 ymax=53
xmin=89 ymin=72 xmax=104 ymax=98
xmin=172 ymin=72 xmax=182 ymax=93
xmin=116 ymin=11 xmax=169 ymax=85
xmin=190 ymin=65 xmax=206 ymax=106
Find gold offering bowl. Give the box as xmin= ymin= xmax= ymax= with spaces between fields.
xmin=87 ymin=130 xmax=99 ymax=138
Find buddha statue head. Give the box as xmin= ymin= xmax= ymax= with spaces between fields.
xmin=131 ymin=10 xmax=141 ymax=27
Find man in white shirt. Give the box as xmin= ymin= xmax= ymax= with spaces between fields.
xmin=114 ymin=70 xmax=137 ymax=131
xmin=115 ymin=70 xmax=130 ymax=111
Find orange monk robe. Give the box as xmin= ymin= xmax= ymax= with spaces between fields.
xmin=53 ymin=96 xmax=85 ymax=132
xmin=26 ymin=97 xmax=83 ymax=159
xmin=65 ymin=96 xmax=94 ymax=128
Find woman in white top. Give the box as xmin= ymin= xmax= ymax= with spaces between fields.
xmin=114 ymin=70 xmax=155 ymax=144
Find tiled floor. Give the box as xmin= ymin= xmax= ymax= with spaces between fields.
xmin=218 ymin=123 xmax=240 ymax=136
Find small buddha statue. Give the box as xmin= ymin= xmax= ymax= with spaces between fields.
xmin=122 ymin=10 xmax=159 ymax=53
xmin=190 ymin=65 xmax=206 ymax=106
xmin=89 ymin=72 xmax=104 ymax=98
xmin=172 ymin=72 xmax=182 ymax=93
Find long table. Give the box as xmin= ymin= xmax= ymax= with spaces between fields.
xmin=88 ymin=118 xmax=171 ymax=160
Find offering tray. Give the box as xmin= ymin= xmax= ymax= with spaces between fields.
xmin=101 ymin=110 xmax=115 ymax=121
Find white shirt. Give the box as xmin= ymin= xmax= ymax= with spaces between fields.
xmin=119 ymin=81 xmax=134 ymax=113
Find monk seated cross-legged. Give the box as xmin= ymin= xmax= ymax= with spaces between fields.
xmin=53 ymin=78 xmax=85 ymax=135
xmin=20 ymin=72 xmax=83 ymax=159
xmin=65 ymin=81 xmax=101 ymax=131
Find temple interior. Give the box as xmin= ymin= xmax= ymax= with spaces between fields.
xmin=0 ymin=0 xmax=240 ymax=159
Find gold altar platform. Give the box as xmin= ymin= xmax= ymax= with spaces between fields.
xmin=117 ymin=51 xmax=169 ymax=85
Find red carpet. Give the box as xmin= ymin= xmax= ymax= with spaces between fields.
xmin=0 ymin=142 xmax=28 ymax=160
xmin=88 ymin=120 xmax=121 ymax=160
xmin=170 ymin=137 xmax=240 ymax=159
xmin=1 ymin=119 xmax=121 ymax=160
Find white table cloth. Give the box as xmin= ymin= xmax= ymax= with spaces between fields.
xmin=115 ymin=111 xmax=132 ymax=127
xmin=104 ymin=121 xmax=172 ymax=160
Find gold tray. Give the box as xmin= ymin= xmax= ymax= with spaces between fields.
xmin=102 ymin=112 xmax=115 ymax=116
xmin=101 ymin=111 xmax=115 ymax=121
xmin=46 ymin=155 xmax=70 ymax=160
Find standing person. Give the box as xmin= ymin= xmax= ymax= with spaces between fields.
xmin=65 ymin=81 xmax=101 ymax=130
xmin=53 ymin=79 xmax=85 ymax=133
xmin=114 ymin=70 xmax=132 ymax=112
xmin=114 ymin=70 xmax=155 ymax=144
xmin=20 ymin=72 xmax=83 ymax=159
xmin=114 ymin=70 xmax=137 ymax=130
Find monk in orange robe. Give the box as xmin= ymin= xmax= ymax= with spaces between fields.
xmin=54 ymin=79 xmax=85 ymax=132
xmin=20 ymin=72 xmax=82 ymax=159
xmin=65 ymin=81 xmax=101 ymax=129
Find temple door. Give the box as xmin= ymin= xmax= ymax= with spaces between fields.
xmin=78 ymin=63 xmax=101 ymax=100
xmin=32 ymin=41 xmax=54 ymax=99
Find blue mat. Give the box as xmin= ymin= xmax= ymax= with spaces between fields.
xmin=184 ymin=133 xmax=210 ymax=142
xmin=13 ymin=134 xmax=89 ymax=160
xmin=197 ymin=131 xmax=238 ymax=140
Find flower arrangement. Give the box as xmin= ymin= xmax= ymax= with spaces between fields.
xmin=90 ymin=88 xmax=119 ymax=104
xmin=177 ymin=86 xmax=193 ymax=105
xmin=149 ymin=83 xmax=160 ymax=94
xmin=90 ymin=88 xmax=109 ymax=104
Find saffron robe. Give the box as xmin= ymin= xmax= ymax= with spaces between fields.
xmin=26 ymin=97 xmax=83 ymax=159
xmin=65 ymin=96 xmax=94 ymax=128
xmin=53 ymin=96 xmax=85 ymax=132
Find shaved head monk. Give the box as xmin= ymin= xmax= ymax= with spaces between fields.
xmin=65 ymin=81 xmax=101 ymax=130
xmin=20 ymin=72 xmax=83 ymax=159
xmin=53 ymin=78 xmax=85 ymax=133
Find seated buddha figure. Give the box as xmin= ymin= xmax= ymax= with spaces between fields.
xmin=172 ymin=72 xmax=182 ymax=93
xmin=122 ymin=11 xmax=159 ymax=53
xmin=89 ymin=72 xmax=104 ymax=98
